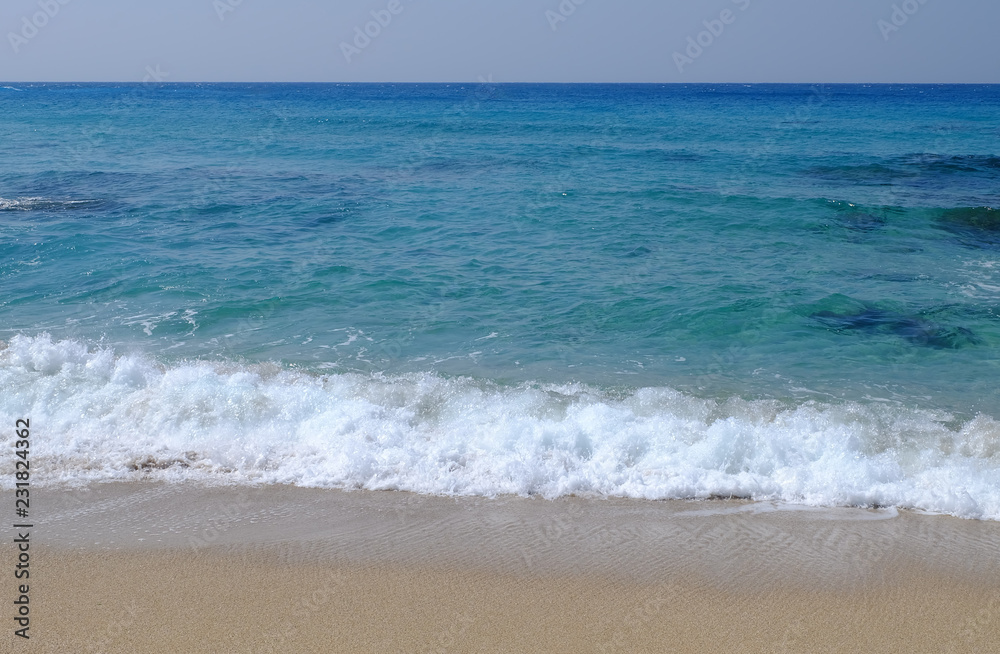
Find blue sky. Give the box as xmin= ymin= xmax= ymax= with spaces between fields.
xmin=1 ymin=0 xmax=997 ymax=82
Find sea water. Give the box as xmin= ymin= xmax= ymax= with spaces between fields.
xmin=1 ymin=83 xmax=998 ymax=518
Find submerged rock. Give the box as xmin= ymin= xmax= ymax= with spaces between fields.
xmin=812 ymin=306 xmax=982 ymax=349
xmin=935 ymin=206 xmax=1000 ymax=247
xmin=938 ymin=206 xmax=1000 ymax=231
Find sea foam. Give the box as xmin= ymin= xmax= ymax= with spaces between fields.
xmin=2 ymin=334 xmax=999 ymax=520
xmin=0 ymin=196 xmax=100 ymax=211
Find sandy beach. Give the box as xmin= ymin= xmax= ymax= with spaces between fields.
xmin=2 ymin=484 xmax=999 ymax=653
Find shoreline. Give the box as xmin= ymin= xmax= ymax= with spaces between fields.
xmin=3 ymin=483 xmax=999 ymax=652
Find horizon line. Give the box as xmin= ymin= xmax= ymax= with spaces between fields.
xmin=3 ymin=81 xmax=999 ymax=86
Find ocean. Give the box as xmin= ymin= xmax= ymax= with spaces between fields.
xmin=1 ymin=83 xmax=998 ymax=519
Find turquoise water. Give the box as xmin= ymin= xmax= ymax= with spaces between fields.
xmin=2 ymin=84 xmax=999 ymax=517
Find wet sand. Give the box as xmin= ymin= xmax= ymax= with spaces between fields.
xmin=2 ymin=483 xmax=998 ymax=652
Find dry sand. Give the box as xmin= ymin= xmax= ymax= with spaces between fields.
xmin=2 ymin=483 xmax=998 ymax=653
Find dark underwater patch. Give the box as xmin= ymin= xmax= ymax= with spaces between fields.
xmin=820 ymin=200 xmax=901 ymax=233
xmin=810 ymin=300 xmax=982 ymax=349
xmin=898 ymin=153 xmax=1000 ymax=175
xmin=311 ymin=208 xmax=354 ymax=225
xmin=853 ymin=271 xmax=923 ymax=283
xmin=805 ymin=163 xmax=900 ymax=185
xmin=934 ymin=206 xmax=1000 ymax=248
xmin=937 ymin=206 xmax=1000 ymax=231
xmin=803 ymin=155 xmax=999 ymax=195
xmin=624 ymin=246 xmax=652 ymax=258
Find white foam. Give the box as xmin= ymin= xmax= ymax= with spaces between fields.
xmin=0 ymin=197 xmax=99 ymax=211
xmin=0 ymin=197 xmax=42 ymax=211
xmin=2 ymin=334 xmax=999 ymax=520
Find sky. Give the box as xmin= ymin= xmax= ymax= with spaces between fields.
xmin=0 ymin=0 xmax=997 ymax=83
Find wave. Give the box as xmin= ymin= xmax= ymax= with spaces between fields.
xmin=814 ymin=201 xmax=1000 ymax=248
xmin=1 ymin=334 xmax=999 ymax=520
xmin=934 ymin=206 xmax=1000 ymax=248
xmin=805 ymin=154 xmax=1000 ymax=182
xmin=898 ymin=153 xmax=1000 ymax=174
xmin=936 ymin=206 xmax=1000 ymax=231
xmin=0 ymin=197 xmax=102 ymax=211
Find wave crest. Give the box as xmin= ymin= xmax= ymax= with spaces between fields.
xmin=2 ymin=334 xmax=999 ymax=520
